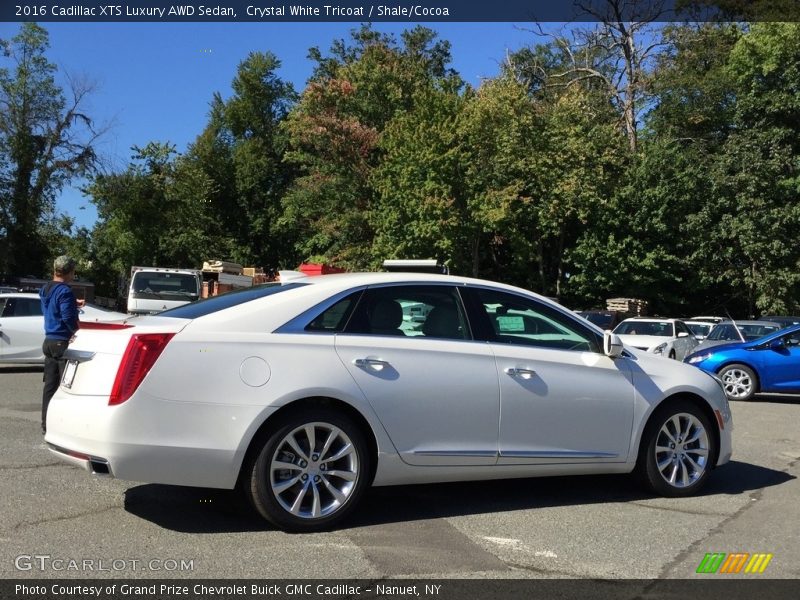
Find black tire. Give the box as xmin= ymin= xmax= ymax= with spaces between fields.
xmin=243 ymin=409 xmax=371 ymax=532
xmin=636 ymin=400 xmax=716 ymax=497
xmin=717 ymin=363 xmax=758 ymax=401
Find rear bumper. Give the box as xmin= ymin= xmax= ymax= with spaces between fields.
xmin=45 ymin=388 xmax=273 ymax=489
xmin=47 ymin=443 xmax=112 ymax=476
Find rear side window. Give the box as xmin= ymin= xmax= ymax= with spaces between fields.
xmin=305 ymin=292 xmax=362 ymax=333
xmin=156 ymin=283 xmax=308 ymax=319
xmin=344 ymin=285 xmax=470 ymax=340
xmin=1 ymin=297 xmax=42 ymax=317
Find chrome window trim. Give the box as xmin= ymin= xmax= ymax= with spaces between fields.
xmin=499 ymin=450 xmax=619 ymax=459
xmin=413 ymin=450 xmax=497 ymax=457
xmin=277 ymin=281 xmax=480 ymax=342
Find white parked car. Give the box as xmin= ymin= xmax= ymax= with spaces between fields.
xmin=0 ymin=293 xmax=128 ymax=364
xmin=46 ymin=273 xmax=732 ymax=532
xmin=613 ymin=317 xmax=699 ymax=361
xmin=684 ymin=319 xmax=717 ymax=341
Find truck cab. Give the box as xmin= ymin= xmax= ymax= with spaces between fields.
xmin=127 ymin=267 xmax=202 ymax=315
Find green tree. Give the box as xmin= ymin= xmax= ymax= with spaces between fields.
xmin=281 ymin=25 xmax=460 ymax=269
xmin=690 ymin=23 xmax=800 ymax=315
xmin=370 ymin=81 xmax=470 ymax=272
xmin=0 ymin=23 xmax=101 ymax=275
xmin=87 ymin=142 xmax=223 ymax=296
xmin=187 ymin=51 xmax=297 ymax=268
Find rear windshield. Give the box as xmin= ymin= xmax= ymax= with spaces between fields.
xmin=156 ymin=282 xmax=308 ymax=319
xmin=131 ymin=271 xmax=201 ymax=300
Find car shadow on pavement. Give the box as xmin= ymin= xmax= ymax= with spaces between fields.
xmin=0 ymin=365 xmax=43 ymax=374
xmin=752 ymin=393 xmax=800 ymax=406
xmin=122 ymin=460 xmax=792 ymax=533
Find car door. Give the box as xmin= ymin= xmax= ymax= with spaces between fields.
xmin=335 ymin=284 xmax=500 ymax=466
xmin=760 ymin=329 xmax=800 ymax=393
xmin=464 ymin=287 xmax=636 ymax=465
xmin=0 ymin=296 xmax=44 ymax=362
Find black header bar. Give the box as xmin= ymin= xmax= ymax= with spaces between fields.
xmin=3 ymin=1 xmax=799 ymax=23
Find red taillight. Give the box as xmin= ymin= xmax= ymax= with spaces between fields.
xmin=108 ymin=333 xmax=175 ymax=406
xmin=79 ymin=321 xmax=133 ymax=330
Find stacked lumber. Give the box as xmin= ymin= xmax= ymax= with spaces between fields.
xmin=202 ymin=260 xmax=243 ymax=274
xmin=606 ymin=297 xmax=649 ymax=316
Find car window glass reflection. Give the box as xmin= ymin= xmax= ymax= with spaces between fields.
xmin=345 ymin=286 xmax=470 ymax=340
xmin=475 ymin=289 xmax=597 ymax=352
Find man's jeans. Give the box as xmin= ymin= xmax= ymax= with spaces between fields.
xmin=42 ymin=338 xmax=68 ymax=434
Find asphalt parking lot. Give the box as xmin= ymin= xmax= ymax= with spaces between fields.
xmin=1 ymin=365 xmax=799 ymax=580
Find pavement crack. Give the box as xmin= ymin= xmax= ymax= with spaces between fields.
xmin=628 ymin=501 xmax=730 ymax=517
xmin=10 ymin=504 xmax=120 ymax=533
xmin=652 ymin=454 xmax=799 ymax=581
xmin=503 ymin=561 xmax=584 ymax=577
xmin=0 ymin=462 xmax=64 ymax=471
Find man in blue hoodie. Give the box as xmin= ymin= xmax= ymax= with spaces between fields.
xmin=40 ymin=255 xmax=84 ymax=434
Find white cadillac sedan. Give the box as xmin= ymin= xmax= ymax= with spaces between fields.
xmin=46 ymin=273 xmax=732 ymax=532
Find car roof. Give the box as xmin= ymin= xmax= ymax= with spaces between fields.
xmin=714 ymin=319 xmax=781 ymax=327
xmin=622 ymin=317 xmax=680 ymax=322
xmin=282 ymin=271 xmax=561 ymax=298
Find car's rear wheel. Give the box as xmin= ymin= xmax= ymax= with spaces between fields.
xmin=244 ymin=409 xmax=370 ymax=532
xmin=637 ymin=401 xmax=716 ymax=497
xmin=717 ymin=363 xmax=757 ymax=401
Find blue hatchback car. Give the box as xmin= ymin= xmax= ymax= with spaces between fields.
xmin=684 ymin=324 xmax=800 ymax=400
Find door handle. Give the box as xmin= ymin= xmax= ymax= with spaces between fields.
xmin=504 ymin=367 xmax=536 ymax=380
xmin=353 ymin=358 xmax=390 ymax=371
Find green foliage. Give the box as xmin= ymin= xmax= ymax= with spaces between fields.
xmin=185 ymin=51 xmax=297 ymax=268
xmin=15 ymin=20 xmax=800 ymax=317
xmin=0 ymin=23 xmax=98 ymax=276
xmin=281 ymin=25 xmax=460 ymax=269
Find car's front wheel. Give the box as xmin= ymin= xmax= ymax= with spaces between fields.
xmin=637 ymin=401 xmax=716 ymax=497
xmin=718 ymin=363 xmax=758 ymax=401
xmin=244 ymin=409 xmax=371 ymax=532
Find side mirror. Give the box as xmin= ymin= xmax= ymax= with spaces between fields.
xmin=770 ymin=338 xmax=786 ymax=351
xmin=604 ymin=331 xmax=624 ymax=358
xmin=677 ymin=332 xmax=689 ymax=338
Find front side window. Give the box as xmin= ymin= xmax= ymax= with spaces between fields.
xmin=781 ymin=329 xmax=800 ymax=346
xmin=345 ymin=285 xmax=470 ymax=340
xmin=471 ymin=288 xmax=599 ymax=352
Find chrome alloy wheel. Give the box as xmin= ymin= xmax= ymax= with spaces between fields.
xmin=721 ymin=368 xmax=754 ymax=399
xmin=654 ymin=413 xmax=710 ymax=489
xmin=269 ymin=422 xmax=359 ymax=520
